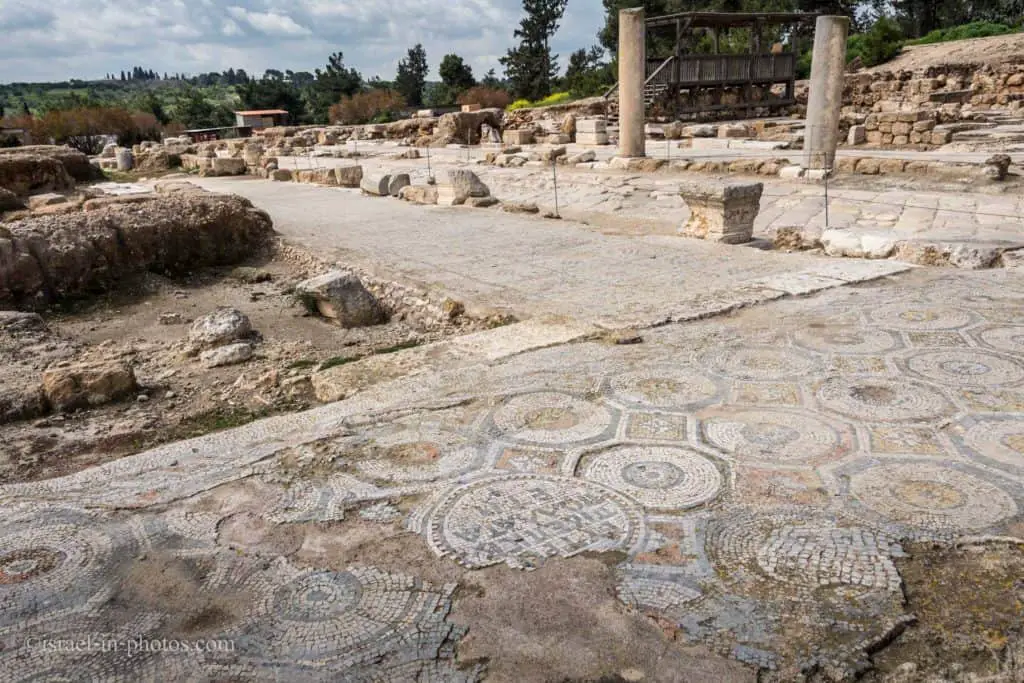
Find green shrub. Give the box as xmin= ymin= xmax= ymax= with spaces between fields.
xmin=535 ymin=92 xmax=572 ymax=107
xmin=907 ymin=21 xmax=1017 ymax=45
xmin=507 ymin=98 xmax=532 ymax=110
xmin=847 ymin=17 xmax=905 ymax=67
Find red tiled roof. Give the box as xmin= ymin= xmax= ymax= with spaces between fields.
xmin=234 ymin=110 xmax=289 ymax=116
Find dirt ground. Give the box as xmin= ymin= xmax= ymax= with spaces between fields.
xmin=865 ymin=32 xmax=1024 ymax=71
xmin=866 ymin=542 xmax=1024 ymax=683
xmin=0 ymin=242 xmax=474 ymax=485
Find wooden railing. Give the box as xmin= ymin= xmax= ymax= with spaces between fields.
xmin=646 ymin=52 xmax=795 ymax=87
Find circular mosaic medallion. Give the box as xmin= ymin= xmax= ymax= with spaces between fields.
xmin=608 ymin=369 xmax=719 ymax=410
xmin=240 ymin=563 xmax=452 ymax=667
xmin=271 ymin=571 xmax=363 ymax=621
xmin=869 ymin=303 xmax=974 ymax=331
xmin=793 ymin=326 xmax=900 ymax=355
xmin=959 ymin=420 xmax=1024 ymax=470
xmin=426 ymin=474 xmax=643 ymax=568
xmin=490 ymin=392 xmax=614 ymax=446
xmin=700 ymin=346 xmax=819 ymax=382
xmin=0 ymin=519 xmax=122 ymax=628
xmin=700 ymin=408 xmax=850 ymax=465
xmin=977 ymin=326 xmax=1024 ymax=355
xmin=847 ymin=463 xmax=1018 ymax=536
xmin=904 ymin=349 xmax=1024 ymax=388
xmin=816 ymin=378 xmax=953 ymax=422
xmin=707 ymin=509 xmax=902 ymax=593
xmin=580 ymin=446 xmax=722 ymax=510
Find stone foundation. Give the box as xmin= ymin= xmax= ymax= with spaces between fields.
xmin=679 ymin=181 xmax=763 ymax=244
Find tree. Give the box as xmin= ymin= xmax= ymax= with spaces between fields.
xmin=563 ymin=46 xmax=612 ymax=97
xmin=306 ymin=51 xmax=363 ymax=123
xmin=439 ymin=54 xmax=476 ymax=93
xmin=239 ymin=77 xmax=307 ymax=122
xmin=171 ymin=87 xmax=233 ymax=129
xmin=395 ymin=44 xmax=429 ymax=107
xmin=500 ymin=0 xmax=568 ymax=101
xmin=481 ymin=68 xmax=503 ymax=89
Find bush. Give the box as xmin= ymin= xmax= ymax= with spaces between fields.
xmin=506 ymin=92 xmax=574 ymax=111
xmin=329 ymin=89 xmax=405 ymax=125
xmin=29 ymin=107 xmax=139 ymax=155
xmin=847 ymin=17 xmax=904 ymax=68
xmin=908 ymin=21 xmax=1017 ymax=45
xmin=456 ymin=86 xmax=511 ymax=110
xmin=534 ymin=92 xmax=572 ymax=107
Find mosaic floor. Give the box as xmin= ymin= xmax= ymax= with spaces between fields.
xmin=2 ymin=269 xmax=1023 ymax=679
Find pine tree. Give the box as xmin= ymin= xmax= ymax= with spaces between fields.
xmin=395 ymin=44 xmax=429 ymax=107
xmin=439 ymin=54 xmax=476 ymax=93
xmin=500 ymin=0 xmax=568 ymax=101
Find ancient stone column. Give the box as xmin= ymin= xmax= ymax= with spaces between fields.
xmin=803 ymin=15 xmax=849 ymax=170
xmin=618 ymin=7 xmax=646 ymax=158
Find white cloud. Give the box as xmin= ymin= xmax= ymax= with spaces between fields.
xmin=0 ymin=0 xmax=607 ymax=83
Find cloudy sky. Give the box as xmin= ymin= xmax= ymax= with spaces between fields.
xmin=0 ymin=0 xmax=607 ymax=83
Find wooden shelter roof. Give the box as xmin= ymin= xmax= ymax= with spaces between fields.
xmin=645 ymin=11 xmax=820 ymax=29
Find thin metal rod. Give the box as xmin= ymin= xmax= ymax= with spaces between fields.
xmin=552 ymin=159 xmax=560 ymax=218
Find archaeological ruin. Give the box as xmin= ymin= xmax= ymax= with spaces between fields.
xmin=2 ymin=9 xmax=1024 ymax=683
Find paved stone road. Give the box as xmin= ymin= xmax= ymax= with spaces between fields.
xmin=2 ymin=266 xmax=1022 ymax=680
xmin=274 ymin=145 xmax=1024 ymax=250
xmin=194 ymin=176 xmax=909 ymax=328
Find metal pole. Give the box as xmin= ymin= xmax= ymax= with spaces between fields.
xmin=552 ymin=159 xmax=560 ymax=218
xmin=824 ymin=156 xmax=831 ymax=230
xmin=426 ymin=144 xmax=433 ymax=183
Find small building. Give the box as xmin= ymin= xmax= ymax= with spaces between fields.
xmin=183 ymin=126 xmax=252 ymax=142
xmin=233 ymin=109 xmax=289 ymax=130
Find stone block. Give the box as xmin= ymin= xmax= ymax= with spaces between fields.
xmin=42 ymin=361 xmax=138 ymax=411
xmin=333 ymin=165 xmax=363 ymax=187
xmin=546 ymin=134 xmax=571 ymax=145
xmin=912 ymin=119 xmax=936 ymax=132
xmin=847 ymin=125 xmax=866 ymax=145
xmin=718 ymin=123 xmax=750 ymax=139
xmin=445 ymin=169 xmax=490 ymax=201
xmin=210 ymin=157 xmax=246 ymax=176
xmin=360 ymin=174 xmax=391 ymax=196
xmin=388 ymin=173 xmax=411 ymax=196
xmin=461 ymin=103 xmax=481 ymax=112
xmin=891 ymin=122 xmax=911 ymax=136
xmin=893 ymin=135 xmax=909 ymax=145
xmin=866 ymin=131 xmax=883 ymax=144
xmin=576 ymin=118 xmax=607 ymax=134
xmin=575 ymin=132 xmax=609 ymax=146
xmin=271 ymin=168 xmax=292 ymax=181
xmin=856 ymin=158 xmax=881 ymax=175
xmin=931 ymin=129 xmax=953 ymax=145
xmin=679 ymin=180 xmax=763 ymax=244
xmin=295 ymin=270 xmax=385 ymax=327
xmin=399 ymin=185 xmax=438 ymax=204
xmin=503 ymin=129 xmax=534 ymax=145
xmin=779 ymin=165 xmax=805 ymax=180
xmin=879 ymin=159 xmax=907 ymax=174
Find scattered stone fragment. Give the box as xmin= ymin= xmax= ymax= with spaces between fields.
xmin=200 ymin=342 xmax=253 ymax=368
xmin=360 ymin=174 xmax=391 ymax=196
xmin=159 ymin=313 xmax=186 ymax=325
xmin=388 ymin=173 xmax=411 ymax=197
xmin=295 ymin=270 xmax=385 ymax=328
xmin=41 ymin=360 xmax=138 ymax=411
xmin=501 ymin=201 xmax=540 ymax=214
xmin=187 ymin=307 xmax=253 ymax=352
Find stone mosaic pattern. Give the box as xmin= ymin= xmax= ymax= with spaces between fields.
xmin=3 ymin=270 xmax=1024 ymax=678
xmin=580 ymin=445 xmax=723 ymax=510
xmin=420 ymin=473 xmax=645 ymax=569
